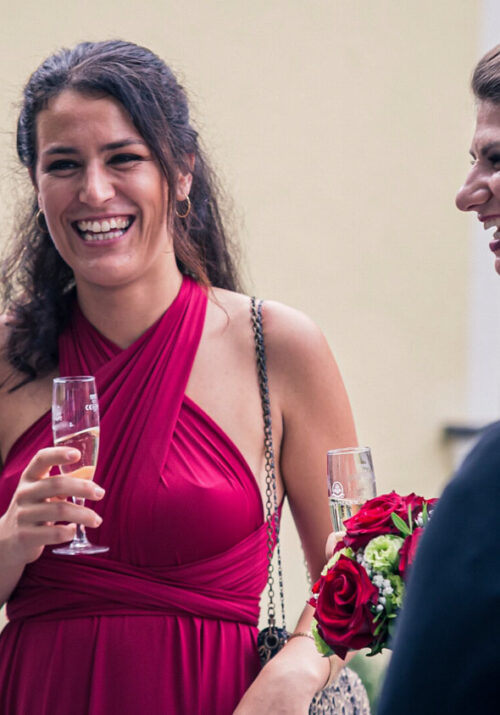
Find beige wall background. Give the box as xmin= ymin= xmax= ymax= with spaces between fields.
xmin=0 ymin=0 xmax=480 ymax=646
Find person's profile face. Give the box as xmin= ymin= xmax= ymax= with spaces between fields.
xmin=32 ymin=89 xmax=189 ymax=292
xmin=456 ymin=100 xmax=500 ymax=275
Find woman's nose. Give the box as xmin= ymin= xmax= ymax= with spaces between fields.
xmin=455 ymin=170 xmax=490 ymax=212
xmin=78 ymin=166 xmax=115 ymax=206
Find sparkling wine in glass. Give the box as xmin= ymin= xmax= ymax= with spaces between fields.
xmin=52 ymin=376 xmax=109 ymax=555
xmin=327 ymin=447 xmax=376 ymax=532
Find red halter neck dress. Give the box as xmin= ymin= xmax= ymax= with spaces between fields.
xmin=0 ymin=277 xmax=268 ymax=714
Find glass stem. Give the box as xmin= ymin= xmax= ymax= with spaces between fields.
xmin=72 ymin=497 xmax=90 ymax=546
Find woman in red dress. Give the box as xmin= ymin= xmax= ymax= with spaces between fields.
xmin=0 ymin=41 xmax=364 ymax=714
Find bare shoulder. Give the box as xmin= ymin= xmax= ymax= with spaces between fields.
xmin=259 ymin=300 xmax=327 ymax=356
xmin=209 ymin=288 xmax=333 ymax=365
xmin=209 ymin=287 xmax=252 ymax=323
xmin=209 ymin=288 xmax=325 ymax=351
xmin=210 ymin=289 xmax=342 ymax=402
xmin=266 ymin=301 xmax=346 ymax=401
xmin=207 ymin=288 xmax=254 ymax=346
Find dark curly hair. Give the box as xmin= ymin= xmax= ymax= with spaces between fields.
xmin=3 ymin=40 xmax=241 ymax=387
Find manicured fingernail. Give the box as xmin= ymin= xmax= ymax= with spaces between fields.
xmin=94 ymin=486 xmax=105 ymax=497
xmin=67 ymin=449 xmax=80 ymax=459
xmin=94 ymin=515 xmax=103 ymax=526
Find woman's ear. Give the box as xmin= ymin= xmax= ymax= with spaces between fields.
xmin=176 ymin=173 xmax=193 ymax=201
xmin=176 ymin=161 xmax=194 ymax=201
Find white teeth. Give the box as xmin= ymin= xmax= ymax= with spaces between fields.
xmin=76 ymin=217 xmax=131 ymax=233
xmin=82 ymin=230 xmax=124 ymax=241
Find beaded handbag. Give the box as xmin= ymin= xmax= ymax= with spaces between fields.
xmin=250 ymin=297 xmax=371 ymax=715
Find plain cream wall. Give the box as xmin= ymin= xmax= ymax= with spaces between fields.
xmin=0 ymin=0 xmax=478 ymax=636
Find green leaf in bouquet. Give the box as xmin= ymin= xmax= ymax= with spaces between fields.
xmin=311 ymin=620 xmax=334 ymax=657
xmin=391 ymin=513 xmax=411 ymax=536
xmin=407 ymin=505 xmax=413 ymax=534
xmin=422 ymin=501 xmax=429 ymax=526
xmin=369 ymin=633 xmax=386 ymax=656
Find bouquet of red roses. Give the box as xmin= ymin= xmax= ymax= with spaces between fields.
xmin=309 ymin=492 xmax=438 ymax=658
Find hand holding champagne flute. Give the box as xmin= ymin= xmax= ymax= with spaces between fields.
xmin=52 ymin=376 xmax=109 ymax=555
xmin=327 ymin=447 xmax=376 ymax=532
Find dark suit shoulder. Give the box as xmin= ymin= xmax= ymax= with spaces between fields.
xmin=436 ymin=420 xmax=500 ymax=512
xmin=377 ymin=420 xmax=500 ymax=714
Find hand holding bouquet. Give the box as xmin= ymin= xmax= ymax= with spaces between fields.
xmin=309 ymin=492 xmax=437 ymax=658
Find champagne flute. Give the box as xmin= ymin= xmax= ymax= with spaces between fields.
xmin=327 ymin=446 xmax=376 ymax=532
xmin=52 ymin=376 xmax=109 ymax=555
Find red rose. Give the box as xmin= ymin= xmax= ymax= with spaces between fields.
xmin=343 ymin=492 xmax=408 ymax=549
xmin=398 ymin=527 xmax=424 ymax=579
xmin=309 ymin=555 xmax=378 ymax=659
xmin=401 ymin=493 xmax=425 ymax=513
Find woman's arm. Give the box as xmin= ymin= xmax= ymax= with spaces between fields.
xmin=271 ymin=303 xmax=356 ymax=579
xmin=235 ymin=302 xmax=357 ymax=713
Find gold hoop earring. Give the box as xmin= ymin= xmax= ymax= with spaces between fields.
xmin=35 ymin=209 xmax=48 ymax=233
xmin=175 ymin=195 xmax=191 ymax=219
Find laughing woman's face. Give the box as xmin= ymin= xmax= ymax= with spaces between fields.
xmin=34 ymin=89 xmax=190 ymax=291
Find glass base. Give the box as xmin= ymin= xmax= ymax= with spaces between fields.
xmin=53 ymin=542 xmax=109 ymax=556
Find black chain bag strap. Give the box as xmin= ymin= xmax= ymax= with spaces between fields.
xmin=250 ymin=297 xmax=371 ymax=715
xmin=251 ymin=297 xmax=289 ymax=664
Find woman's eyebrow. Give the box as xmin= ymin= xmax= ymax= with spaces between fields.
xmin=42 ymin=138 xmax=147 ymax=156
xmin=101 ymin=138 xmax=147 ymax=151
xmin=43 ymin=145 xmax=77 ymax=156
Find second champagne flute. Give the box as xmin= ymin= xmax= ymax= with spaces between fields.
xmin=327 ymin=446 xmax=376 ymax=532
xmin=52 ymin=376 xmax=109 ymax=556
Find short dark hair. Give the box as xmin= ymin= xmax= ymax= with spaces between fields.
xmin=3 ymin=40 xmax=241 ymax=386
xmin=472 ymin=44 xmax=500 ymax=103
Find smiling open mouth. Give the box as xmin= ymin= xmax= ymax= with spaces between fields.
xmin=73 ymin=216 xmax=134 ymax=242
